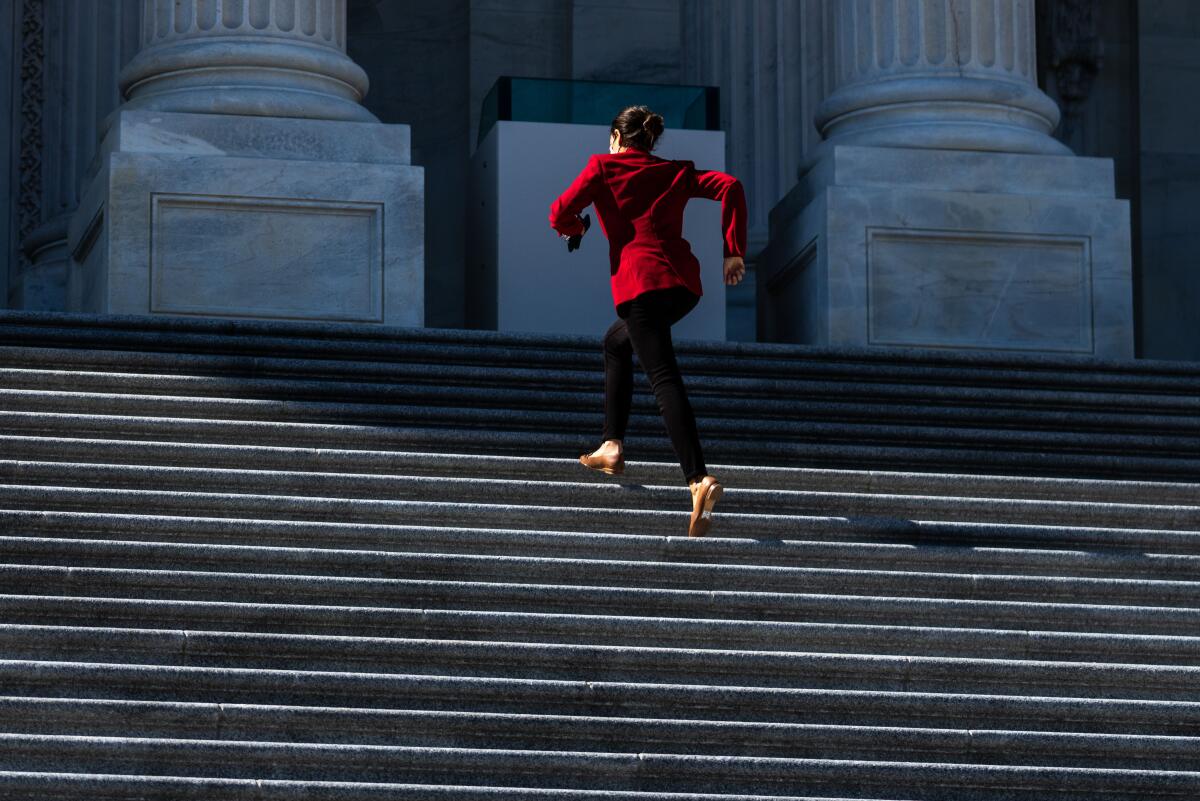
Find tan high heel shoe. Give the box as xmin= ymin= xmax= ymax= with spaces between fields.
xmin=688 ymin=474 xmax=723 ymax=537
xmin=579 ymin=447 xmax=625 ymax=475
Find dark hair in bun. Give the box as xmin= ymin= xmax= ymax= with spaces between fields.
xmin=611 ymin=105 xmax=665 ymax=151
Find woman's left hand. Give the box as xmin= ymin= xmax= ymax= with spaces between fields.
xmin=723 ymin=256 xmax=745 ymax=286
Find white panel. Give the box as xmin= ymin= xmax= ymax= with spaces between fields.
xmin=480 ymin=119 xmax=728 ymax=341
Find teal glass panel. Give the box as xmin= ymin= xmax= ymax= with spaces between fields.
xmin=478 ymin=76 xmax=718 ymax=147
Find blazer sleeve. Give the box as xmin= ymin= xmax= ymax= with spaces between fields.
xmin=689 ymin=166 xmax=747 ymax=259
xmin=549 ymin=154 xmax=602 ymax=238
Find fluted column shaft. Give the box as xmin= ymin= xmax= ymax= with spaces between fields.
xmin=812 ymin=0 xmax=1069 ymax=157
xmin=683 ymin=0 xmax=814 ymax=254
xmin=16 ymin=0 xmax=140 ymax=310
xmin=116 ymin=0 xmax=375 ymax=123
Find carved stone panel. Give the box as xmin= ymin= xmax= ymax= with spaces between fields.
xmin=866 ymin=226 xmax=1092 ymax=351
xmin=149 ymin=193 xmax=384 ymax=321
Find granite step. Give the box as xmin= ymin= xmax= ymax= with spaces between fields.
xmin=5 ymin=389 xmax=1198 ymax=468
xmin=5 ymin=460 xmax=1200 ymax=531
xmin=3 ymin=354 xmax=1199 ymax=417
xmin=4 ymin=536 xmax=1198 ymax=607
xmin=6 ymin=483 xmax=1200 ymax=554
xmin=2 ymin=734 xmax=1198 ymax=799
xmin=4 ymin=369 xmax=1199 ymax=439
xmin=0 ymin=697 xmax=1196 ymax=769
xmin=6 ymin=409 xmax=1198 ymax=478
xmin=7 ymin=490 xmax=1200 ymax=554
xmin=6 ymin=660 xmax=1198 ymax=735
xmin=7 ymin=507 xmax=1199 ymax=578
xmin=4 ymin=564 xmax=1198 ymax=636
xmin=3 ymin=385 xmax=1198 ymax=452
xmin=2 ymin=624 xmax=1199 ymax=699
xmin=6 ymin=436 xmax=1200 ymax=506
xmin=0 ymin=595 xmax=1197 ymax=664
xmin=0 ymin=309 xmax=1197 ymax=387
xmin=0 ymin=771 xmax=922 ymax=801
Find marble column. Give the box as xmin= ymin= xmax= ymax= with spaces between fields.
xmin=3 ymin=0 xmax=27 ymax=309
xmin=681 ymin=0 xmax=817 ymax=341
xmin=758 ymin=0 xmax=1133 ymax=358
xmin=69 ymin=0 xmax=424 ymax=326
xmin=12 ymin=0 xmax=140 ymax=311
xmin=803 ymin=0 xmax=1071 ymax=171
xmin=114 ymin=0 xmax=375 ymax=125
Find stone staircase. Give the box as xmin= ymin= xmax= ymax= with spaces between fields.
xmin=0 ymin=308 xmax=1198 ymax=800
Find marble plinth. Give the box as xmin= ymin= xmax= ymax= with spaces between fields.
xmin=68 ymin=110 xmax=423 ymax=326
xmin=758 ymin=144 xmax=1133 ymax=357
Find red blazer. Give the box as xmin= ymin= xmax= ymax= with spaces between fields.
xmin=548 ymin=146 xmax=747 ymax=309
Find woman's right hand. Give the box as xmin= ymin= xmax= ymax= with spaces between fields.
xmin=723 ymin=256 xmax=745 ymax=286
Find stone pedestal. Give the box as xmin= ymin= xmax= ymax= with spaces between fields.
xmin=68 ymin=0 xmax=424 ymax=325
xmin=760 ymin=0 xmax=1133 ymax=356
xmin=758 ymin=144 xmax=1131 ymax=355
xmin=68 ymin=109 xmax=423 ymax=325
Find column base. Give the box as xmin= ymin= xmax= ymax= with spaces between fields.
xmin=758 ymin=144 xmax=1133 ymax=358
xmin=11 ymin=260 xmax=69 ymax=313
xmin=68 ymin=110 xmax=424 ymax=327
xmin=15 ymin=215 xmax=72 ymax=311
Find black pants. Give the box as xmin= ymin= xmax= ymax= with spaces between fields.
xmin=601 ymin=285 xmax=707 ymax=484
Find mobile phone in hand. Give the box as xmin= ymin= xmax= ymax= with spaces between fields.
xmin=567 ymin=213 xmax=591 ymax=252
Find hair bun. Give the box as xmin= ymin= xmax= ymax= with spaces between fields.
xmin=611 ymin=105 xmax=664 ymax=151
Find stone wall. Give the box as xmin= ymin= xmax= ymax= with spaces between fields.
xmin=4 ymin=0 xmax=141 ymax=311
xmin=1037 ymin=0 xmax=1200 ymax=361
xmin=1 ymin=0 xmax=17 ymax=308
xmin=1135 ymin=0 xmax=1200 ymax=360
xmin=347 ymin=0 xmax=688 ymax=330
xmin=680 ymin=0 xmax=827 ymax=341
xmin=347 ymin=0 xmax=470 ymax=329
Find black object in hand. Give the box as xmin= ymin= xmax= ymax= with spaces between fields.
xmin=567 ymin=213 xmax=591 ymax=252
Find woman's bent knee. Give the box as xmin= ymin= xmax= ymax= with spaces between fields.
xmin=646 ymin=368 xmax=685 ymax=392
xmin=604 ymin=323 xmax=630 ymax=353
